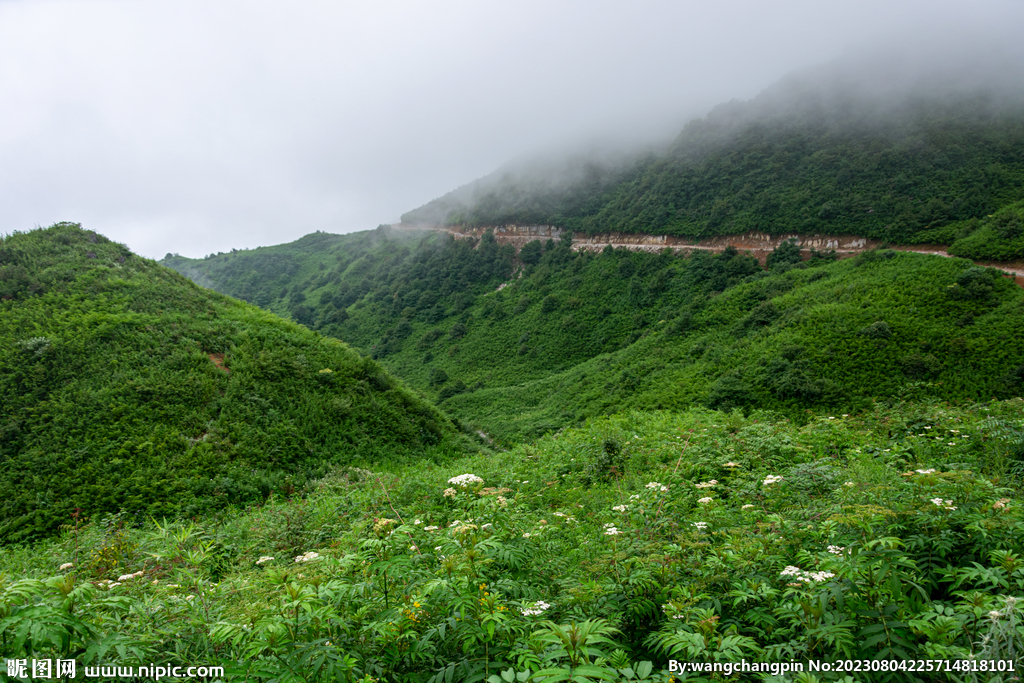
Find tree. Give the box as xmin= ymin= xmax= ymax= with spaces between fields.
xmin=767 ymin=239 xmax=803 ymax=269
xmin=520 ymin=240 xmax=543 ymax=266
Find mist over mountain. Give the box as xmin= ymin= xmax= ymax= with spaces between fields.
xmin=403 ymin=42 xmax=1024 ymax=260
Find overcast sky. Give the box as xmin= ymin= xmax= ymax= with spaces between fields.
xmin=1 ymin=0 xmax=1021 ymax=259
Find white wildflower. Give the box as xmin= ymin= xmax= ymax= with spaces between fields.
xmin=695 ymin=480 xmax=718 ymax=489
xmin=294 ymin=551 xmax=320 ymax=563
xmin=763 ymin=475 xmax=784 ymax=486
xmin=780 ymin=565 xmax=835 ymax=584
xmin=692 ymin=522 xmax=709 ymax=530
xmin=742 ymin=504 xmax=755 ymax=509
xmin=843 ymin=481 xmax=855 ymax=487
xmin=612 ymin=505 xmax=628 ymax=512
xmin=697 ymin=497 xmax=713 ymax=504
xmin=930 ymin=498 xmax=956 ymax=510
xmin=117 ymin=570 xmax=144 ymax=582
xmin=448 ymin=473 xmax=484 ymax=487
xmin=521 ymin=600 xmax=552 ymax=616
xmin=989 ymin=610 xmax=1001 ymax=620
xmin=59 ymin=562 xmax=74 ymax=571
xmin=827 ymin=545 xmax=845 ymax=556
xmin=424 ymin=525 xmax=439 ymax=531
xmin=414 ymin=519 xmax=422 ymax=525
xmin=604 ymin=527 xmax=621 ymax=535
xmin=256 ymin=556 xmax=275 ymax=565
xmin=443 ymin=488 xmax=458 ymax=498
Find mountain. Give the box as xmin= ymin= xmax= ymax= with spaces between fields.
xmin=0 ymin=223 xmax=470 ymax=542
xmin=402 ymin=49 xmax=1024 ymax=261
xmin=159 ymin=49 xmax=1024 ymax=446
xmin=163 ymin=227 xmax=1024 ymax=444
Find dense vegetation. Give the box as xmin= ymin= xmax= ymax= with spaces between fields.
xmin=6 ymin=50 xmax=1024 ymax=681
xmin=3 ymin=401 xmax=1024 ymax=681
xmin=444 ymin=247 xmax=1024 ymax=443
xmin=164 ymin=229 xmax=1024 ymax=445
xmin=403 ymin=67 xmax=1024 ymax=261
xmin=0 ymin=224 xmax=470 ymax=543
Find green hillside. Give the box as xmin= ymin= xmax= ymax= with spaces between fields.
xmin=163 ymin=229 xmax=1024 ymax=445
xmin=0 ymin=223 xmax=470 ymax=543
xmin=402 ymin=62 xmax=1024 ymax=261
xmin=445 ymin=249 xmax=1024 ymax=442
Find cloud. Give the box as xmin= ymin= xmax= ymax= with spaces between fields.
xmin=1 ymin=0 xmax=1021 ymax=257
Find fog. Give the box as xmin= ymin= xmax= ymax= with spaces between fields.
xmin=1 ymin=0 xmax=1021 ymax=258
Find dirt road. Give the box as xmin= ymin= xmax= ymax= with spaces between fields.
xmin=392 ymin=223 xmax=1024 ymax=287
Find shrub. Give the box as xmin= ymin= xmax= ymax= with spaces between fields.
xmin=859 ymin=320 xmax=893 ymax=339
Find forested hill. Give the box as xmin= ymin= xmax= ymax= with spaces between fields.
xmin=163 ymin=226 xmax=1024 ymax=444
xmin=0 ymin=224 xmax=470 ymax=542
xmin=402 ymin=52 xmax=1024 ymax=261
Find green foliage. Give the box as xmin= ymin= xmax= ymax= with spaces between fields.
xmin=950 ymin=199 xmax=1024 ymax=261
xmin=445 ymin=251 xmax=1023 ymax=443
xmin=0 ymin=223 xmax=470 ymax=542
xmin=3 ymin=402 xmax=1024 ymax=681
xmin=164 ymin=231 xmax=776 ymax=417
xmin=766 ymin=239 xmax=803 ymax=270
xmin=166 ymin=224 xmax=1023 ymax=446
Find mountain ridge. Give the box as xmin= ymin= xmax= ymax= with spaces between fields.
xmin=1 ymin=223 xmax=471 ymax=542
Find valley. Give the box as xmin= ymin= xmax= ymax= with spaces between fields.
xmin=3 ymin=47 xmax=1024 ymax=681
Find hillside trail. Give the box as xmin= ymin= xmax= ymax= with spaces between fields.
xmin=393 ymin=223 xmax=1024 ymax=287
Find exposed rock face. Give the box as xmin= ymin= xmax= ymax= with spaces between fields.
xmin=392 ymin=223 xmax=1024 ymax=285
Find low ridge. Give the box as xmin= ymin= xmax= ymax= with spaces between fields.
xmin=0 ymin=223 xmax=469 ymax=542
